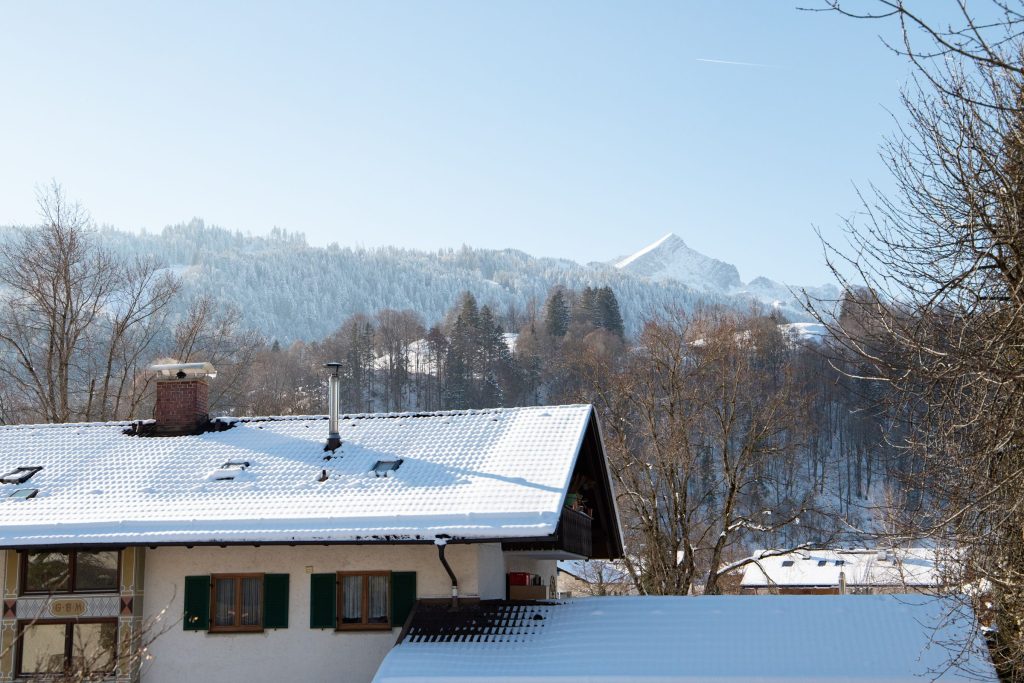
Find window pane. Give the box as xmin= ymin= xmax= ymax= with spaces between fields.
xmin=25 ymin=551 xmax=71 ymax=592
xmin=71 ymin=623 xmax=116 ymax=673
xmin=240 ymin=577 xmax=262 ymax=627
xmin=341 ymin=575 xmax=363 ymax=623
xmin=20 ymin=623 xmax=66 ymax=674
xmin=75 ymin=551 xmax=119 ymax=591
xmin=368 ymin=575 xmax=389 ymax=624
xmin=214 ymin=578 xmax=237 ymax=627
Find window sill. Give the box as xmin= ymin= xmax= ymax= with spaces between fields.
xmin=335 ymin=623 xmax=393 ymax=632
xmin=15 ymin=673 xmax=116 ymax=681
xmin=207 ymin=626 xmax=265 ymax=634
xmin=20 ymin=589 xmax=119 ymax=597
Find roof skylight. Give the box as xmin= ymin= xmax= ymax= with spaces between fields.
xmin=9 ymin=488 xmax=38 ymax=500
xmin=781 ymin=560 xmax=795 ymax=567
xmin=208 ymin=460 xmax=252 ymax=482
xmin=0 ymin=466 xmax=42 ymax=485
xmin=372 ymin=459 xmax=403 ymax=478
xmin=817 ymin=560 xmax=827 ymax=567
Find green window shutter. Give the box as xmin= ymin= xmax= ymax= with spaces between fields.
xmin=309 ymin=573 xmax=336 ymax=629
xmin=390 ymin=571 xmax=417 ymax=628
xmin=183 ymin=575 xmax=210 ymax=631
xmin=263 ymin=574 xmax=290 ymax=629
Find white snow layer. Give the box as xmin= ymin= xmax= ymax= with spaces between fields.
xmin=372 ymin=595 xmax=996 ymax=682
xmin=0 ymin=405 xmax=593 ymax=546
xmin=373 ymin=334 xmax=519 ymax=375
xmin=741 ymin=548 xmax=940 ymax=589
xmin=614 ymin=233 xmax=675 ymax=269
xmin=779 ymin=322 xmax=828 ymax=345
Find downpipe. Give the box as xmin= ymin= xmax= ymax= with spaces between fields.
xmin=435 ymin=535 xmax=459 ymax=611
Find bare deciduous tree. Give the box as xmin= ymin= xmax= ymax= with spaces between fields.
xmin=0 ymin=599 xmax=176 ymax=682
xmin=168 ymin=295 xmax=263 ymax=414
xmin=0 ymin=182 xmax=180 ymax=423
xmin=813 ymin=1 xmax=1024 ymax=676
xmin=577 ymin=308 xmax=824 ymax=596
xmin=375 ymin=309 xmax=426 ymax=412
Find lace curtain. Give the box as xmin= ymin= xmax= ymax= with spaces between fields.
xmin=368 ymin=575 xmax=388 ymax=623
xmin=342 ymin=574 xmax=389 ymax=624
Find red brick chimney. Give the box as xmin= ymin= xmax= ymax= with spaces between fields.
xmin=150 ymin=362 xmax=217 ymax=435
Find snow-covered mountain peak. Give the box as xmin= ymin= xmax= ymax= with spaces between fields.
xmin=611 ymin=233 xmax=839 ymax=323
xmin=614 ymin=233 xmax=680 ymax=269
xmin=613 ymin=232 xmax=742 ymax=292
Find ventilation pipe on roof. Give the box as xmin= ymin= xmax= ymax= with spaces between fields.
xmin=435 ymin=535 xmax=459 ymax=611
xmin=324 ymin=362 xmax=342 ymax=452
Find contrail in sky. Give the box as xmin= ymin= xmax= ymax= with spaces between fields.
xmin=696 ymin=58 xmax=781 ymax=69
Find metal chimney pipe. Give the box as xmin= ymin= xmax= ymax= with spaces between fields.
xmin=324 ymin=362 xmax=342 ymax=452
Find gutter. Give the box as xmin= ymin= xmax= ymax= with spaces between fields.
xmin=0 ymin=532 xmax=563 ymax=552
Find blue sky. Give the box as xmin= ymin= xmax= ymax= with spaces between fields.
xmin=0 ymin=2 xmax=928 ymax=284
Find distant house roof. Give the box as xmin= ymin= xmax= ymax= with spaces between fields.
xmin=373 ymin=595 xmax=996 ymax=682
xmin=0 ymin=404 xmax=622 ymax=551
xmin=740 ymin=547 xmax=941 ymax=589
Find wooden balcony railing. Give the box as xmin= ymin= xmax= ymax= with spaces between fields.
xmin=558 ymin=506 xmax=593 ymax=557
xmin=503 ymin=505 xmax=592 ymax=557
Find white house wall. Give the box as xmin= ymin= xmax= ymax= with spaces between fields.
xmin=142 ymin=543 xmax=491 ymax=683
xmin=475 ymin=545 xmax=505 ymax=600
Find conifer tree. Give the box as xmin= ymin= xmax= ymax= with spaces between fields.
xmin=596 ymin=286 xmax=625 ymax=337
xmin=443 ymin=293 xmax=480 ymax=409
xmin=478 ymin=306 xmax=505 ymax=366
xmin=573 ymin=286 xmax=599 ymax=329
xmin=544 ymin=287 xmax=570 ymax=338
xmin=478 ymin=305 xmax=512 ymax=407
xmin=424 ymin=324 xmax=448 ymax=411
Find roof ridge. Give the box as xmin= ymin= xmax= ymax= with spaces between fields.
xmin=0 ymin=420 xmax=139 ymax=431
xmin=0 ymin=404 xmax=593 ymax=430
xmin=232 ymin=404 xmax=589 ymax=424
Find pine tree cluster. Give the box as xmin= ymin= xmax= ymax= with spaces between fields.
xmin=545 ymin=286 xmax=624 ymax=338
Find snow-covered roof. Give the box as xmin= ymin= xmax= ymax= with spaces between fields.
xmin=373 ymin=595 xmax=996 ymax=682
xmin=740 ymin=548 xmax=940 ymax=589
xmin=0 ymin=404 xmax=601 ymax=547
xmin=779 ymin=321 xmax=828 ymax=345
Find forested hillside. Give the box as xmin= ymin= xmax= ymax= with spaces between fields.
xmin=84 ymin=219 xmax=817 ymax=342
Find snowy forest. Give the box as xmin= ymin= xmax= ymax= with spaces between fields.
xmin=84 ymin=218 xmax=818 ymax=342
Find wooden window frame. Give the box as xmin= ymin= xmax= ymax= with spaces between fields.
xmin=15 ymin=618 xmax=118 ymax=677
xmin=336 ymin=571 xmax=391 ymax=631
xmin=209 ymin=573 xmax=265 ymax=633
xmin=20 ymin=550 xmax=122 ymax=596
